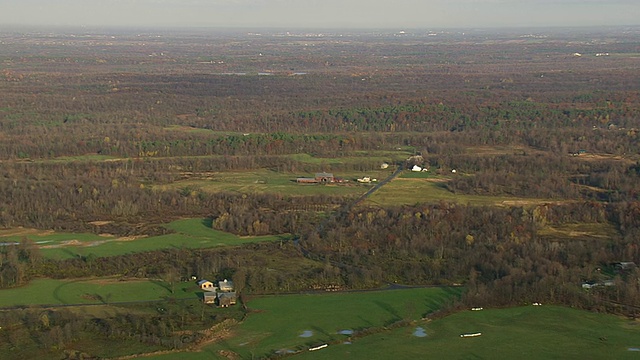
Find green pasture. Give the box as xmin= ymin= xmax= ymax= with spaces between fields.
xmin=366 ymin=176 xmax=553 ymax=207
xmin=1 ymin=218 xmax=287 ymax=260
xmin=41 ymin=232 xmax=286 ymax=260
xmin=298 ymin=305 xmax=640 ymax=360
xmin=0 ymin=277 xmax=192 ymax=307
xmin=150 ymin=287 xmax=461 ymax=360
xmin=399 ymin=170 xmax=437 ymax=179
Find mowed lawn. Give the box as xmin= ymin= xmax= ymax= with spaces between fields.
xmin=0 ymin=277 xmax=192 ymax=307
xmin=150 ymin=287 xmax=461 ymax=360
xmin=2 ymin=218 xmax=289 ymax=260
xmin=299 ymin=305 xmax=640 ymax=360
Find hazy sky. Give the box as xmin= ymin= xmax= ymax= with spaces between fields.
xmin=0 ymin=0 xmax=638 ymax=29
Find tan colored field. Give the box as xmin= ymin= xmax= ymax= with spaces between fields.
xmin=153 ymin=170 xmax=377 ymax=197
xmin=537 ymin=222 xmax=619 ymax=240
xmin=38 ymin=235 xmax=147 ymax=249
xmin=572 ymin=153 xmax=635 ymax=164
xmin=366 ymin=176 xmax=556 ymax=207
xmin=0 ymin=227 xmax=54 ymax=237
xmin=465 ymin=145 xmax=544 ymax=156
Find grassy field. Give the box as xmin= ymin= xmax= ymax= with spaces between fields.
xmin=399 ymin=170 xmax=438 ymax=179
xmin=367 ymin=175 xmax=554 ymax=207
xmin=49 ymin=154 xmax=119 ymax=162
xmin=297 ymin=305 xmax=640 ymax=360
xmin=0 ymin=218 xmax=288 ymax=260
xmin=0 ymin=228 xmax=115 ymax=245
xmin=537 ymin=222 xmax=620 ymax=241
xmin=150 ymin=287 xmax=461 ymax=359
xmin=153 ymin=169 xmax=386 ymax=196
xmin=289 ymin=152 xmax=407 ymax=166
xmin=0 ymin=277 xmax=193 ymax=307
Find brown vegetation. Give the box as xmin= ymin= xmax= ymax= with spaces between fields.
xmin=1 ymin=26 xmax=640 ymax=358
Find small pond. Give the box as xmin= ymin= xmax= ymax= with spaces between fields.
xmin=299 ymin=330 xmax=313 ymax=338
xmin=413 ymin=327 xmax=427 ymax=338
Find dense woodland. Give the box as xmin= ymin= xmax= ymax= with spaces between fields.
xmin=1 ymin=27 xmax=640 ymax=357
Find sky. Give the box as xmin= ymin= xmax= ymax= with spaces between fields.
xmin=0 ymin=0 xmax=638 ymax=29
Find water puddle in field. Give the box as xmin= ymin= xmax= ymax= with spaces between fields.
xmin=338 ymin=329 xmax=354 ymax=335
xmin=343 ymin=341 xmax=352 ymax=345
xmin=628 ymin=348 xmax=640 ymax=351
xmin=276 ymin=349 xmax=296 ymax=354
xmin=413 ymin=327 xmax=427 ymax=337
xmin=299 ymin=330 xmax=313 ymax=338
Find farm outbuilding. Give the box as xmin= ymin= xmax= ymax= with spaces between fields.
xmin=315 ymin=172 xmax=334 ymax=183
xmin=296 ymin=177 xmax=317 ymax=183
xmin=219 ymin=279 xmax=234 ymax=292
xmin=203 ymin=292 xmax=217 ymax=304
xmin=197 ymin=280 xmax=215 ymax=291
xmin=296 ymin=172 xmax=336 ymax=184
xmin=218 ymin=292 xmax=237 ymax=307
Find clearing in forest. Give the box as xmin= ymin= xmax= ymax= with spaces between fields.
xmin=537 ymin=222 xmax=620 ymax=241
xmin=366 ymin=175 xmax=555 ymax=207
xmin=153 ymin=169 xmax=386 ymax=197
xmin=0 ymin=218 xmax=289 ymax=259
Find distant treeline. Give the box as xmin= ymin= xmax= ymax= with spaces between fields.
xmin=1 ymin=100 xmax=639 ymax=159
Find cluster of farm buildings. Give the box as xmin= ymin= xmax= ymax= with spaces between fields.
xmin=296 ymin=172 xmax=344 ymax=184
xmin=198 ymin=279 xmax=237 ymax=307
xmin=296 ymin=163 xmax=394 ymax=185
xmin=582 ymin=262 xmax=636 ymax=289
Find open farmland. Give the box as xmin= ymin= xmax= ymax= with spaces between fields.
xmin=297 ymin=306 xmax=640 ymax=360
xmin=0 ymin=218 xmax=289 ymax=260
xmin=153 ymin=169 xmax=381 ymax=197
xmin=0 ymin=277 xmax=184 ymax=307
xmin=366 ymin=174 xmax=555 ymax=206
xmin=149 ymin=287 xmax=461 ymax=359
